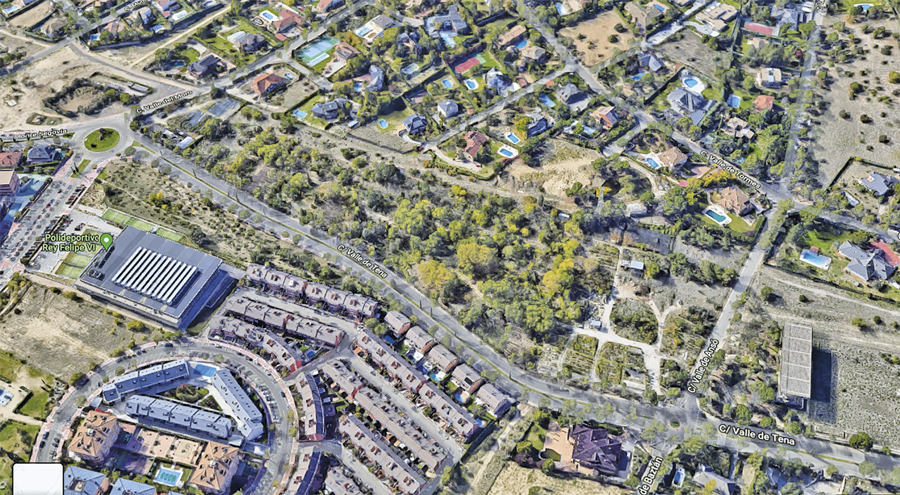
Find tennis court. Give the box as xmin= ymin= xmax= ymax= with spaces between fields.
xmin=101 ymin=209 xmax=129 ymax=224
xmin=156 ymin=229 xmax=185 ymax=243
xmin=124 ymin=217 xmax=153 ymax=231
xmin=454 ymin=57 xmax=480 ymax=74
xmin=56 ymin=252 xmax=93 ymax=278
xmin=297 ymin=36 xmax=338 ymax=64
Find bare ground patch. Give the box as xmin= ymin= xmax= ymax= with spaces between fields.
xmin=488 ymin=462 xmax=628 ymax=495
xmin=508 ymin=139 xmax=603 ymax=197
xmin=560 ymin=12 xmax=637 ymax=66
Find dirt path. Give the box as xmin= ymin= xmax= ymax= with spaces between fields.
xmin=469 ymin=408 xmax=526 ymax=491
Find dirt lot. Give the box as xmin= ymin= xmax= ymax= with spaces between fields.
xmin=810 ymin=18 xmax=900 ymax=185
xmin=656 ymin=31 xmax=722 ymax=77
xmin=8 ymin=1 xmax=53 ymax=30
xmin=0 ymin=46 xmax=133 ymax=129
xmin=488 ymin=462 xmax=627 ymax=495
xmin=507 ymin=139 xmax=603 ymax=197
xmin=0 ymin=282 xmax=153 ymax=379
xmin=560 ymin=11 xmax=637 ymax=66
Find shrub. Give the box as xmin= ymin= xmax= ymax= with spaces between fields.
xmin=860 ymin=114 xmax=872 ymax=123
xmin=608 ymin=34 xmax=619 ymax=43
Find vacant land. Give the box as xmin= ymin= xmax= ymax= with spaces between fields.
xmin=0 ymin=282 xmax=153 ymax=379
xmin=506 ymin=139 xmax=603 ymax=197
xmin=810 ymin=18 xmax=900 ymax=184
xmin=489 ymin=462 xmax=627 ymax=495
xmin=9 ymin=1 xmax=53 ymax=30
xmin=656 ymin=32 xmax=723 ymax=77
xmin=560 ymin=12 xmax=637 ymax=66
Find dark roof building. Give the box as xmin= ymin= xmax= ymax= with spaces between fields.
xmin=838 ymin=241 xmax=896 ymax=282
xmin=76 ymin=227 xmax=232 ymax=330
xmin=26 ymin=144 xmax=63 ymax=165
xmin=570 ymin=425 xmax=623 ymax=476
xmin=64 ymin=466 xmax=109 ymax=495
xmin=556 ymin=83 xmax=584 ymax=105
xmin=637 ymin=51 xmax=665 ymax=72
xmin=311 ymin=98 xmax=348 ymax=120
xmin=425 ymin=5 xmax=468 ymax=37
xmin=667 ymin=87 xmax=708 ymax=124
xmin=188 ymin=55 xmax=222 ymax=79
xmin=403 ymin=114 xmax=428 ymax=135
xmin=857 ymin=172 xmax=898 ymax=197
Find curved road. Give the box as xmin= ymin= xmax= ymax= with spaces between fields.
xmin=32 ymin=339 xmax=298 ymax=495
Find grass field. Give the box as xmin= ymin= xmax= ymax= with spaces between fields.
xmin=72 ymin=159 xmax=90 ymax=177
xmin=125 ymin=216 xmax=153 ymax=231
xmin=156 ymin=228 xmax=185 ymax=243
xmin=102 ymin=209 xmax=154 ymax=231
xmin=101 ymin=208 xmax=129 ymax=224
xmin=0 ymin=421 xmax=40 ymax=495
xmin=84 ymin=129 xmax=120 ymax=152
xmin=55 ymin=252 xmax=93 ymax=278
xmin=17 ymin=390 xmax=50 ymax=419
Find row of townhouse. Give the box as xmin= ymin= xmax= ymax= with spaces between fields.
xmin=339 ymin=415 xmax=427 ymax=495
xmin=102 ymin=358 xmax=190 ymax=403
xmin=389 ymin=317 xmax=515 ymax=418
xmin=296 ymin=372 xmax=331 ymax=441
xmin=223 ymin=296 xmax=343 ymax=347
xmin=125 ymin=394 xmax=233 ymax=439
xmin=325 ymin=468 xmax=365 ymax=495
xmin=245 ymin=264 xmax=378 ymax=318
xmin=355 ymin=329 xmax=479 ymax=438
xmin=210 ymin=316 xmax=305 ymax=372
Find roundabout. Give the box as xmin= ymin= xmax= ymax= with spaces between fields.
xmin=83 ymin=128 xmax=120 ymax=152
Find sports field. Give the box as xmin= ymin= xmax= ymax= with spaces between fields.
xmin=55 ymin=252 xmax=93 ymax=278
xmin=157 ymin=228 xmax=185 ymax=243
xmin=102 ymin=209 xmax=154 ymax=231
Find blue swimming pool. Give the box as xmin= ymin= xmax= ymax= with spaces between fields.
xmin=154 ymin=467 xmax=181 ymax=486
xmin=684 ymin=77 xmax=699 ymax=88
xmin=554 ymin=3 xmax=564 ymax=14
xmin=646 ymin=157 xmax=661 ymax=169
xmin=259 ymin=10 xmax=277 ymax=21
xmin=539 ymin=94 xmax=556 ymax=108
xmin=505 ymin=133 xmax=521 ymax=144
xmin=856 ymin=2 xmax=873 ymax=10
xmin=284 ymin=72 xmax=296 ymax=79
xmin=354 ymin=25 xmax=372 ymax=36
xmin=378 ymin=119 xmax=388 ymax=129
xmin=582 ymin=125 xmax=596 ymax=136
xmin=464 ymin=79 xmax=478 ymax=90
xmin=353 ymin=81 xmax=363 ymax=92
xmin=800 ymin=249 xmax=832 ymax=270
xmin=499 ymin=148 xmax=515 ymax=157
xmin=194 ymin=363 xmax=217 ymax=377
xmin=293 ymin=110 xmax=307 ymax=119
xmin=727 ymin=95 xmax=741 ymax=108
xmin=515 ymin=39 xmax=528 ymax=50
xmin=442 ymin=79 xmax=453 ymax=89
xmin=631 ymin=72 xmax=645 ymax=81
xmin=440 ymin=32 xmax=457 ymax=48
xmin=172 ymin=60 xmax=185 ymax=67
xmin=705 ymin=209 xmax=727 ymax=223
xmin=652 ymin=3 xmax=665 ymax=11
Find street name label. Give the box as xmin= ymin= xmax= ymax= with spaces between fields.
xmin=637 ymin=456 xmax=663 ymax=495
xmin=699 ymin=150 xmax=762 ymax=192
xmin=338 ymin=244 xmax=388 ymax=279
xmin=718 ymin=423 xmax=796 ymax=446
xmin=134 ymin=91 xmax=194 ymax=114
xmin=687 ymin=339 xmax=719 ymax=393
xmin=41 ymin=233 xmax=102 ymax=253
xmin=1 ymin=128 xmax=68 ymax=143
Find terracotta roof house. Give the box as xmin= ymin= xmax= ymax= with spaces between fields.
xmin=655 ymin=146 xmax=687 ymax=169
xmin=520 ymin=46 xmax=547 ymax=63
xmin=625 ymin=1 xmax=661 ymax=29
xmin=721 ymin=116 xmax=754 ymax=139
xmin=460 ymin=131 xmax=488 ymax=161
xmin=0 ymin=152 xmax=22 ymax=169
xmin=496 ymin=24 xmax=526 ymax=49
xmin=870 ymin=241 xmax=900 ymax=267
xmin=252 ymin=73 xmax=286 ymax=97
xmin=68 ymin=410 xmax=121 ymax=464
xmin=717 ymin=186 xmax=752 ymax=215
xmin=591 ymin=106 xmax=618 ymax=128
xmin=332 ymin=41 xmax=360 ymax=63
xmin=752 ymin=94 xmax=774 ymax=112
xmin=272 ymin=9 xmax=303 ymax=32
xmin=426 ymin=344 xmax=460 ymax=374
xmin=314 ymin=0 xmax=343 ymax=13
xmin=189 ymin=442 xmax=241 ymax=495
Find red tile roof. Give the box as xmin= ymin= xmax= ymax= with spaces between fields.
xmin=252 ymin=73 xmax=285 ymax=96
xmin=872 ymin=241 xmax=900 ymax=267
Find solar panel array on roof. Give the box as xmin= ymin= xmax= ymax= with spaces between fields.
xmin=779 ymin=324 xmax=812 ymax=399
xmin=112 ymin=247 xmax=198 ymax=305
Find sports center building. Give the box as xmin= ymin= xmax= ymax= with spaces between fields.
xmin=76 ymin=227 xmax=234 ymax=330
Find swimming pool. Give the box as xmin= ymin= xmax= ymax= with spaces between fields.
xmin=538 ymin=94 xmax=556 ymax=108
xmin=703 ymin=206 xmax=731 ymax=226
xmin=727 ymin=95 xmax=741 ymax=108
xmin=554 ymin=3 xmax=564 ymax=14
xmin=89 ymin=34 xmax=100 ymax=41
xmin=292 ymin=110 xmax=307 ymax=119
xmin=498 ymin=147 xmax=517 ymax=158
xmin=856 ymin=3 xmax=873 ymax=10
xmin=684 ymin=77 xmax=699 ymax=88
xmin=646 ymin=157 xmax=661 ymax=169
xmin=441 ymin=79 xmax=453 ymax=89
xmin=505 ymin=133 xmax=521 ymax=144
xmin=259 ymin=10 xmax=278 ymax=21
xmin=354 ymin=25 xmax=372 ymax=36
xmin=582 ymin=125 xmax=596 ymax=136
xmin=172 ymin=60 xmax=185 ymax=67
xmin=440 ymin=32 xmax=457 ymax=48
xmin=705 ymin=209 xmax=727 ymax=223
xmin=515 ymin=39 xmax=528 ymax=50
xmin=284 ymin=72 xmax=296 ymax=79
xmin=464 ymin=79 xmax=479 ymax=90
xmin=652 ymin=3 xmax=665 ymax=11
xmin=800 ymin=249 xmax=832 ymax=270
xmin=353 ymin=81 xmax=364 ymax=92
xmin=194 ymin=363 xmax=217 ymax=377
xmin=378 ymin=119 xmax=388 ymax=129
xmin=154 ymin=467 xmax=182 ymax=486
xmin=402 ymin=63 xmax=420 ymax=76
xmin=630 ymin=72 xmax=645 ymax=81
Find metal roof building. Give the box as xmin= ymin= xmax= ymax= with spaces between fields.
xmin=779 ymin=324 xmax=813 ymax=399
xmin=211 ymin=368 xmax=264 ymax=440
xmin=102 ymin=359 xmax=191 ymax=403
xmin=76 ymin=227 xmax=233 ymax=329
xmin=125 ymin=395 xmax=234 ymax=439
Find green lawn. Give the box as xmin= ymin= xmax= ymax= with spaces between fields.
xmin=802 ymin=229 xmax=853 ymax=252
xmin=18 ymin=390 xmax=50 ymax=419
xmin=156 ymin=228 xmax=185 ymax=243
xmin=101 ymin=208 xmax=129 ymax=224
xmin=177 ymin=47 xmax=201 ymax=63
xmin=124 ymin=217 xmax=153 ymax=231
xmin=0 ymin=421 xmax=40 ymax=493
xmin=526 ymin=423 xmax=547 ymax=451
xmin=84 ymin=129 xmax=120 ymax=152
xmin=726 ymin=213 xmax=754 ymax=233
xmin=72 ymin=159 xmax=90 ymax=177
